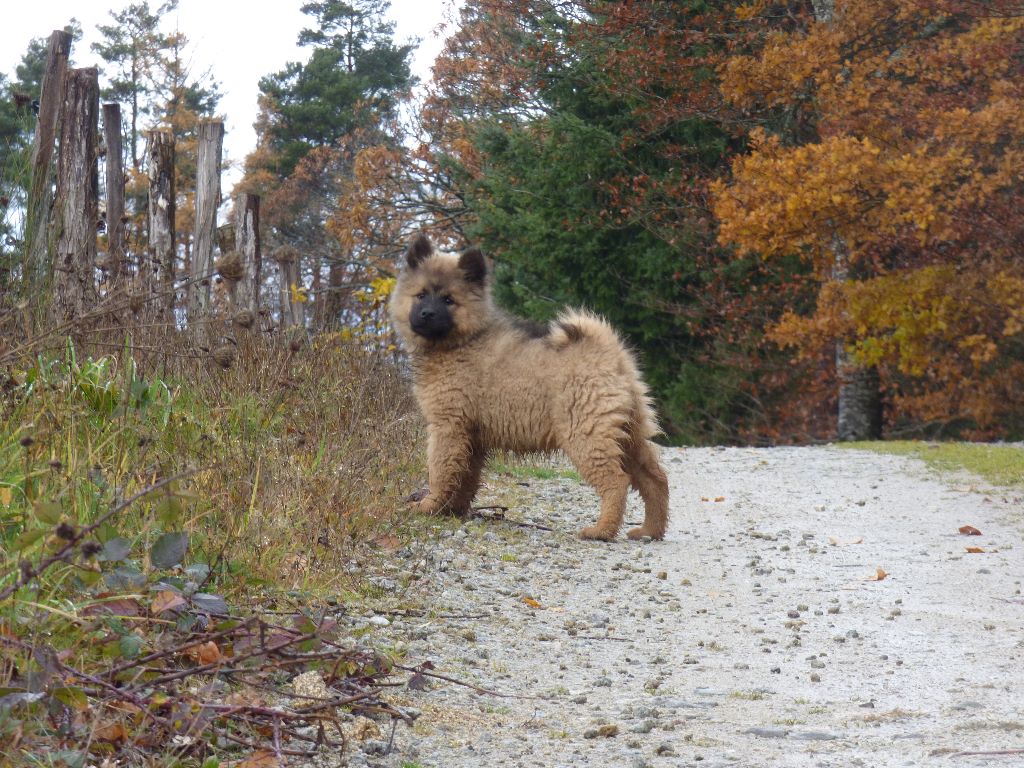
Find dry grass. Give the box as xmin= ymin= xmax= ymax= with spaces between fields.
xmin=0 ymin=326 xmax=430 ymax=764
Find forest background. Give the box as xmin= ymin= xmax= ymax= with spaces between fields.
xmin=1 ymin=1 xmax=1023 ymax=762
xmin=3 ymin=0 xmax=1023 ymax=444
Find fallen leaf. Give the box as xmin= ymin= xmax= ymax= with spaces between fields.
xmin=700 ymin=496 xmax=710 ymax=502
xmin=828 ymin=536 xmax=864 ymax=546
xmin=958 ymin=525 xmax=982 ymax=536
xmin=521 ymin=596 xmax=542 ymax=609
xmin=184 ymin=641 xmax=222 ymax=665
xmin=151 ymin=590 xmax=186 ymax=615
xmin=0 ymin=487 xmax=12 ymax=505
xmin=94 ymin=722 xmax=128 ymax=744
xmin=714 ymin=496 xmax=726 ymax=502
xmin=965 ymin=546 xmax=985 ymax=554
xmin=82 ymin=597 xmax=142 ymax=617
xmin=234 ymin=750 xmax=281 ymax=768
xmin=372 ymin=534 xmax=401 ymax=550
xmin=867 ymin=567 xmax=888 ymax=581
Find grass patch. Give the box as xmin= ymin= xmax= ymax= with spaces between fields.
xmin=487 ymin=452 xmax=581 ymax=482
xmin=0 ymin=335 xmax=428 ymax=764
xmin=843 ymin=441 xmax=1024 ymax=487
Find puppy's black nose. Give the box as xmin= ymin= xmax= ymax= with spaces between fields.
xmin=420 ymin=308 xmax=435 ymax=319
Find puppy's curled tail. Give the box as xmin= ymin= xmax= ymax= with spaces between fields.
xmin=550 ymin=309 xmax=662 ymax=441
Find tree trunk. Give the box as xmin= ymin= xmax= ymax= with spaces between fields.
xmin=831 ymin=237 xmax=882 ymax=441
xmin=102 ymin=103 xmax=126 ymax=287
xmin=836 ymin=349 xmax=882 ymax=441
xmin=188 ymin=119 xmax=224 ymax=333
xmin=146 ymin=129 xmax=176 ymax=323
xmin=24 ymin=30 xmax=72 ymax=304
xmin=50 ymin=68 xmax=99 ymax=329
xmin=232 ymin=193 xmax=261 ymax=322
xmin=812 ymin=1 xmax=882 ymax=441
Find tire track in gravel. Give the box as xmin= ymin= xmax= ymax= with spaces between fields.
xmin=343 ymin=447 xmax=1024 ymax=768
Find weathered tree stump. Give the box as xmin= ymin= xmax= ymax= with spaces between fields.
xmin=102 ymin=103 xmax=126 ymax=286
xmin=188 ymin=119 xmax=224 ymax=333
xmin=24 ymin=29 xmax=72 ymax=307
xmin=50 ymin=67 xmax=99 ymax=329
xmin=145 ymin=129 xmax=176 ymax=323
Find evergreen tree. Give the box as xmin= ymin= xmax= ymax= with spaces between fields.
xmin=253 ymin=0 xmax=415 ymax=178
xmin=92 ymin=0 xmax=179 ymax=170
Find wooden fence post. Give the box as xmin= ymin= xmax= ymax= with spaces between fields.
xmin=188 ymin=119 xmax=224 ymax=332
xmin=145 ymin=129 xmax=176 ymax=323
xmin=232 ymin=193 xmax=261 ymax=327
xmin=50 ymin=67 xmax=99 ymax=328
xmin=23 ymin=30 xmax=72 ymax=302
xmin=101 ymin=103 xmax=126 ymax=287
xmin=275 ymin=246 xmax=304 ymax=329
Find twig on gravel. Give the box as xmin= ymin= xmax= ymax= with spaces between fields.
xmin=948 ymin=749 xmax=1024 ymax=757
xmin=396 ymin=661 xmax=537 ymax=700
xmin=470 ymin=506 xmax=554 ymax=531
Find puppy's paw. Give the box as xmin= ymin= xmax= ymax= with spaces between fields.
xmin=579 ymin=525 xmax=617 ymax=542
xmin=405 ymin=487 xmax=429 ymax=504
xmin=626 ymin=526 xmax=665 ymax=541
xmin=407 ymin=489 xmax=444 ymax=514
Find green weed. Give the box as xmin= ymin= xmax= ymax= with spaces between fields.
xmin=844 ymin=441 xmax=1024 ymax=487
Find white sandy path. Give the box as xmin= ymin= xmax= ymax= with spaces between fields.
xmin=355 ymin=447 xmax=1024 ymax=768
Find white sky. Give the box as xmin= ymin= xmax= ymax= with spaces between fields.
xmin=1 ymin=0 xmax=457 ymax=190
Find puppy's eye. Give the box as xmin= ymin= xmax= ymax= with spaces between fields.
xmin=415 ymin=291 xmax=427 ymax=300
xmin=443 ymin=296 xmax=455 ymax=306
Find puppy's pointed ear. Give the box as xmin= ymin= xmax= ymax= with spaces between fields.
xmin=458 ymin=246 xmax=487 ymax=284
xmin=406 ymin=233 xmax=433 ymax=269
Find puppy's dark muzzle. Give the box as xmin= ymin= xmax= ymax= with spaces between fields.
xmin=410 ymin=298 xmax=454 ymax=339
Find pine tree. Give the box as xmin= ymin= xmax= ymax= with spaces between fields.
xmin=92 ymin=1 xmax=179 ymax=170
xmin=252 ymin=0 xmax=415 ymax=179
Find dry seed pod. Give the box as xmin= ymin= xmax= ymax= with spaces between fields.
xmin=275 ymin=245 xmax=299 ymax=264
xmin=232 ymin=309 xmax=255 ymax=329
xmin=211 ymin=343 xmax=237 ymax=369
xmin=216 ymin=250 xmax=245 ymax=281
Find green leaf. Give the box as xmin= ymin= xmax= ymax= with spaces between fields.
xmin=184 ymin=562 xmax=211 ymax=583
xmin=13 ymin=528 xmax=46 ymax=549
xmin=150 ymin=532 xmax=188 ymax=569
xmin=33 ymin=501 xmax=61 ymax=525
xmin=154 ymin=495 xmax=183 ymax=526
xmin=100 ymin=536 xmax=132 ymax=562
xmin=77 ymin=569 xmax=103 ymax=587
xmin=96 ymin=522 xmax=118 ymax=543
xmin=104 ymin=565 xmax=146 ymax=590
xmin=52 ymin=686 xmax=88 ymax=711
xmin=118 ymin=634 xmax=143 ymax=660
xmin=191 ymin=593 xmax=228 ymax=615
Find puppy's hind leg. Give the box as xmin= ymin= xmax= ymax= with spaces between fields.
xmin=565 ymin=436 xmax=631 ymax=542
xmin=625 ymin=439 xmax=669 ymax=540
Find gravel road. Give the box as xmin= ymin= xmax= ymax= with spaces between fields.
xmin=338 ymin=446 xmax=1024 ymax=767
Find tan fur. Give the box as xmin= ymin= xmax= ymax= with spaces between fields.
xmin=390 ymin=237 xmax=670 ymax=541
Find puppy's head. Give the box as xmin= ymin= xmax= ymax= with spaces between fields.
xmin=391 ymin=234 xmax=491 ymax=351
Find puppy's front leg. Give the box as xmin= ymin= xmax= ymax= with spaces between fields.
xmin=414 ymin=423 xmax=476 ymax=516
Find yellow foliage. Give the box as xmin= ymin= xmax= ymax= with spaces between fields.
xmin=715 ymin=0 xmax=1024 ymax=431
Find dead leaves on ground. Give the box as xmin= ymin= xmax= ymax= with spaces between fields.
xmin=867 ymin=567 xmax=888 ymax=582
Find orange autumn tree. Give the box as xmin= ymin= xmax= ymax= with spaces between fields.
xmin=713 ymin=0 xmax=1024 ymax=436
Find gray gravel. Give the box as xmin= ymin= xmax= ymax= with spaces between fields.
xmin=340 ymin=446 xmax=1024 ymax=767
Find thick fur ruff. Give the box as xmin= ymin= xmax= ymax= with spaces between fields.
xmin=390 ymin=235 xmax=670 ymax=541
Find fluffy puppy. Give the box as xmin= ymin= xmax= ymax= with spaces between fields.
xmin=390 ymin=234 xmax=669 ymax=541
